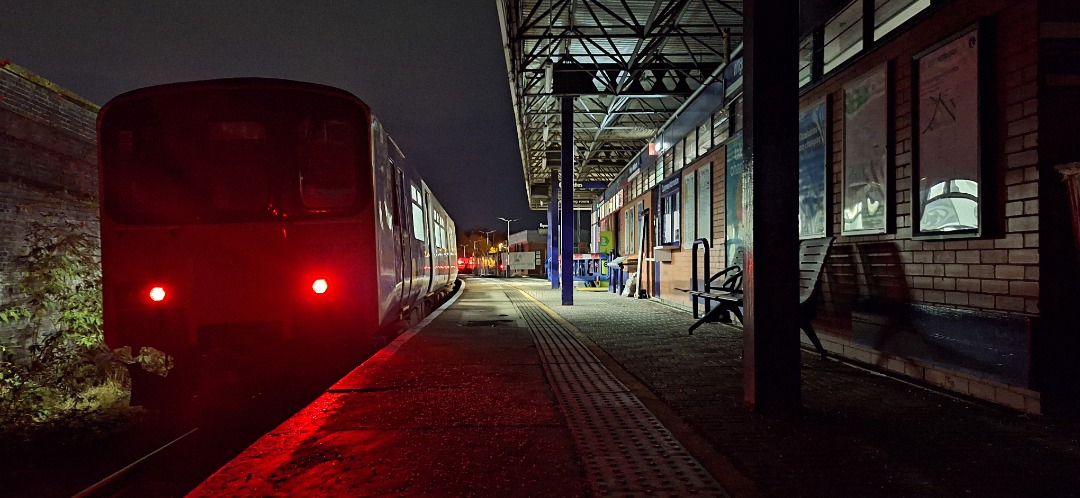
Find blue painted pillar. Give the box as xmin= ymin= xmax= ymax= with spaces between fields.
xmin=548 ymin=173 xmax=559 ymax=288
xmin=561 ymin=96 xmax=574 ymax=305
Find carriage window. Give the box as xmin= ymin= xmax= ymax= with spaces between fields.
xmin=411 ymin=184 xmax=426 ymax=241
xmin=300 ymin=120 xmax=358 ymax=210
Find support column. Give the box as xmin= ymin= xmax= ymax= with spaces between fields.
xmin=742 ymin=0 xmax=801 ymax=413
xmin=548 ymin=173 xmax=559 ymax=288
xmin=561 ymin=96 xmax=575 ymax=305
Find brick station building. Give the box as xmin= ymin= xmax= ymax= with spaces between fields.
xmin=591 ymin=0 xmax=1080 ymax=415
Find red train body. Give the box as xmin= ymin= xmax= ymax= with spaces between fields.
xmin=97 ymin=78 xmax=457 ymax=369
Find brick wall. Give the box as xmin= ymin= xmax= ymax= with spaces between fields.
xmin=644 ymin=0 xmax=1043 ymax=412
xmin=795 ymin=0 xmax=1042 ymax=412
xmin=0 ymin=63 xmax=100 ymax=344
xmin=656 ymin=146 xmax=727 ymax=309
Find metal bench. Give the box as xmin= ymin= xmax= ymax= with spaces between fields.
xmin=687 ymin=237 xmax=834 ymax=360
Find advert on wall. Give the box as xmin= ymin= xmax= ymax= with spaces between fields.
xmin=915 ymin=24 xmax=984 ymax=236
xmin=724 ymin=132 xmax=745 ymax=266
xmin=799 ymin=99 xmax=828 ymax=239
xmin=682 ymin=169 xmax=696 ymax=249
xmin=842 ymin=64 xmax=890 ymax=235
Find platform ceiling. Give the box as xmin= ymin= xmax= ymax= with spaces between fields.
xmin=498 ymin=0 xmax=743 ymax=210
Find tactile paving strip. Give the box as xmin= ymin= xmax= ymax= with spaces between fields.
xmin=509 ymin=290 xmax=728 ymax=497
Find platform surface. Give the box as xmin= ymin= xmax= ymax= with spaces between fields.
xmin=191 ymin=277 xmax=1080 ymax=497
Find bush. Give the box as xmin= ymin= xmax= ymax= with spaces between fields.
xmin=0 ymin=217 xmax=170 ymax=436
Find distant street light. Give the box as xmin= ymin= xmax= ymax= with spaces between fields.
xmin=472 ymin=241 xmax=479 ymax=273
xmin=480 ymin=230 xmax=496 ymax=276
xmin=498 ymin=217 xmax=519 ymax=278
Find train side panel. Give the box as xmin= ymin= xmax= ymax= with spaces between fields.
xmin=371 ymin=119 xmax=407 ymax=327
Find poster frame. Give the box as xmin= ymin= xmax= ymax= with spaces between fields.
xmin=911 ymin=19 xmax=996 ymax=240
xmin=841 ymin=62 xmax=894 ymax=236
xmin=799 ymin=96 xmax=832 ymax=240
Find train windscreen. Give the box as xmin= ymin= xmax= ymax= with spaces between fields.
xmin=100 ymin=88 xmax=370 ymax=224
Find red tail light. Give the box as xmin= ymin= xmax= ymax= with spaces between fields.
xmin=312 ymin=279 xmax=328 ymax=294
xmin=149 ymin=286 xmax=166 ymax=302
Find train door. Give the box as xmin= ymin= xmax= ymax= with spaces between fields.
xmin=424 ymin=191 xmax=435 ymax=292
xmin=391 ymin=164 xmax=413 ymax=307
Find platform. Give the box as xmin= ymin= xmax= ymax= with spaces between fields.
xmin=190 ymin=278 xmax=1080 ymax=497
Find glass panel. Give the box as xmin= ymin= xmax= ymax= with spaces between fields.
xmin=799 ymin=36 xmax=814 ymax=87
xmin=696 ymin=163 xmax=712 ymax=242
xmin=411 ymin=184 xmax=425 ymax=241
xmin=682 ymin=170 xmax=696 ymax=249
xmin=915 ymin=27 xmax=982 ymax=235
xmin=842 ymin=66 xmax=889 ymax=235
xmin=100 ymin=88 xmax=368 ymax=224
xmin=698 ymin=121 xmax=711 ymax=157
xmin=875 ymin=0 xmax=930 ymax=40
xmin=730 ymin=97 xmax=744 ymax=134
xmin=799 ymin=101 xmax=829 ymax=239
xmin=674 ymin=141 xmax=684 ymax=171
xmin=824 ymin=0 xmax=864 ymax=73
xmin=300 ymin=120 xmax=358 ymax=210
xmin=685 ymin=128 xmax=698 ymax=164
xmin=712 ymin=108 xmax=730 ymax=144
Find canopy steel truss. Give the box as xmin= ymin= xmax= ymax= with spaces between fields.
xmin=498 ymin=0 xmax=743 ymax=210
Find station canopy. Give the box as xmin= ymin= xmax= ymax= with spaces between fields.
xmin=498 ymin=0 xmax=743 ymax=211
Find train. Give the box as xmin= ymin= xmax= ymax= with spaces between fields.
xmin=97 ymin=78 xmax=458 ymax=388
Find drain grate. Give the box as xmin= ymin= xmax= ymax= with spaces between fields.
xmin=509 ymin=291 xmax=728 ymax=497
xmin=459 ymin=319 xmax=515 ymax=327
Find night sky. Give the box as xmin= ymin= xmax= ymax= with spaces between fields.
xmin=1 ymin=0 xmax=547 ymax=232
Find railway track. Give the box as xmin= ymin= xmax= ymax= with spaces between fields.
xmin=68 ymin=349 xmax=376 ymax=497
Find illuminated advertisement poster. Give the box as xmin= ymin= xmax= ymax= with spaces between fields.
xmin=681 ymin=169 xmax=696 ymax=249
xmin=724 ymin=133 xmax=744 ymax=266
xmin=842 ymin=65 xmax=889 ymax=235
xmin=915 ymin=25 xmax=983 ymax=236
xmin=799 ymin=99 xmax=828 ymax=239
xmin=696 ymin=163 xmax=712 ymax=243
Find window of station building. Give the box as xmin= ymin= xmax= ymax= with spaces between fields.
xmin=658 ymin=175 xmax=681 ymax=245
xmin=664 ymin=150 xmax=674 ymax=177
xmin=874 ymin=0 xmax=930 ymax=40
xmin=799 ymin=36 xmax=814 ymax=88
xmin=674 ymin=140 xmax=685 ymax=171
xmin=697 ymin=121 xmax=712 ymax=157
xmin=730 ymin=96 xmax=744 ymax=134
xmin=824 ymin=0 xmax=864 ymax=73
xmin=654 ymin=158 xmax=664 ymax=186
xmin=623 ymin=207 xmax=636 ymax=254
xmin=712 ymin=107 xmax=730 ymax=145
xmin=685 ymin=130 xmax=698 ymax=165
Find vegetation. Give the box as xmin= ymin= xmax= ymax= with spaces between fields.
xmin=0 ymin=217 xmax=170 ymax=439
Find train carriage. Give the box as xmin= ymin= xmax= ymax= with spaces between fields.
xmin=97 ymin=78 xmax=457 ymax=387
